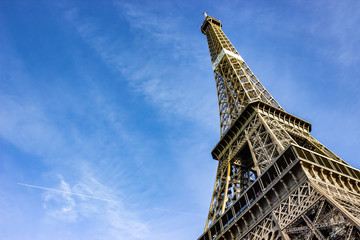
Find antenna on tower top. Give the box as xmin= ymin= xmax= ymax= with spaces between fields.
xmin=203 ymin=11 xmax=207 ymax=17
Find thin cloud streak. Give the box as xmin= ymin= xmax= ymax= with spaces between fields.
xmin=18 ymin=183 xmax=114 ymax=202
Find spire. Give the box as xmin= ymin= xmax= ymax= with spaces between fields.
xmin=201 ymin=15 xmax=281 ymax=136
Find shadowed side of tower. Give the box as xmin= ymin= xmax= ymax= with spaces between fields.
xmin=198 ymin=14 xmax=360 ymax=240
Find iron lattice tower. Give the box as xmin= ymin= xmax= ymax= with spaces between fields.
xmin=198 ymin=14 xmax=360 ymax=240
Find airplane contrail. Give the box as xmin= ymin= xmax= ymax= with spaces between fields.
xmin=17 ymin=183 xmax=114 ymax=202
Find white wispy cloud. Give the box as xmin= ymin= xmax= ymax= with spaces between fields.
xmin=57 ymin=4 xmax=220 ymax=237
xmin=0 ymin=38 xmax=153 ymax=239
xmin=0 ymin=94 xmax=66 ymax=159
xmin=61 ymin=1 xmax=218 ymax=132
xmin=42 ymin=175 xmax=78 ymax=222
xmin=32 ymin=173 xmax=150 ymax=239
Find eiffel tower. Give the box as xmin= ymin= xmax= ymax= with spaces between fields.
xmin=198 ymin=13 xmax=360 ymax=240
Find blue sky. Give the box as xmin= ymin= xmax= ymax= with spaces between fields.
xmin=1 ymin=0 xmax=359 ymax=239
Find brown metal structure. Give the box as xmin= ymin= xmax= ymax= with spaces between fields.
xmin=198 ymin=14 xmax=360 ymax=240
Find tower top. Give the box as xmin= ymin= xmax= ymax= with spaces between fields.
xmin=201 ymin=15 xmax=222 ymax=34
xmin=201 ymin=15 xmax=281 ymax=135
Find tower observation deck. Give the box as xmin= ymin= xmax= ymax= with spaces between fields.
xmin=198 ymin=14 xmax=360 ymax=240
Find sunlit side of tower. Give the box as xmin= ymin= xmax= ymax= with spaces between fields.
xmin=198 ymin=14 xmax=360 ymax=240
